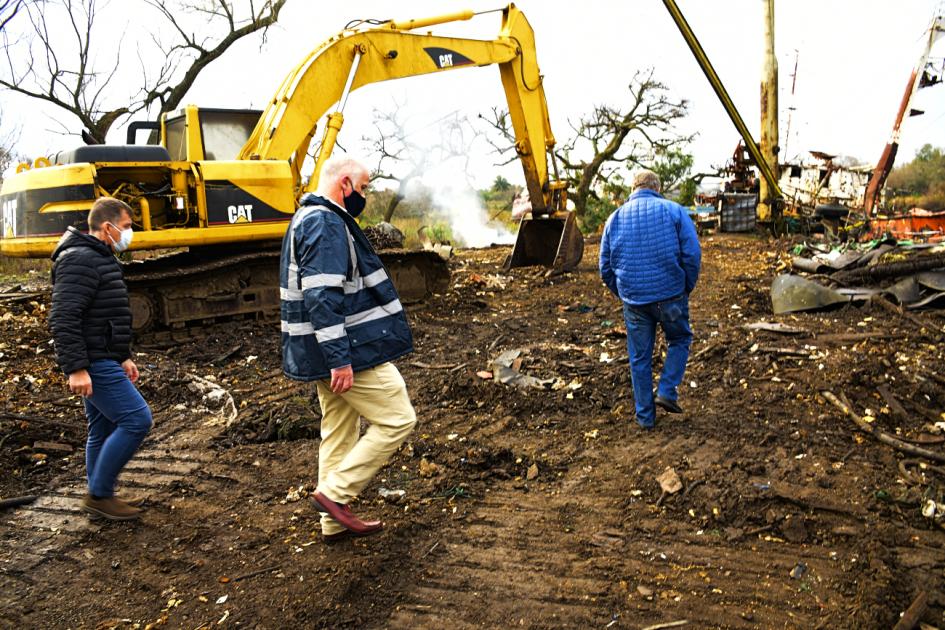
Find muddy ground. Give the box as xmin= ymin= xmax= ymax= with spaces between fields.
xmin=1 ymin=234 xmax=945 ymax=629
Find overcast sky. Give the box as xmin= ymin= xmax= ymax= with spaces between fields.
xmin=2 ymin=0 xmax=944 ymax=189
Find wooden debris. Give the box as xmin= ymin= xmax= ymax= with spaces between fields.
xmin=871 ymin=295 xmax=938 ymax=332
xmin=744 ymin=523 xmax=777 ymax=538
xmin=641 ymin=621 xmax=689 ymax=630
xmin=822 ymin=391 xmax=945 ymax=464
xmin=876 ymin=385 xmax=909 ymax=421
xmin=690 ymin=341 xmax=723 ymax=362
xmin=0 ymin=411 xmax=82 ymax=431
xmin=410 ymin=361 xmax=460 ymax=370
xmin=32 ymin=441 xmax=74 ymax=454
xmin=231 ymin=564 xmax=280 ymax=583
xmin=0 ymin=292 xmax=45 ymax=304
xmin=743 ymin=321 xmax=807 ymax=335
xmin=0 ymin=495 xmax=38 ymax=510
xmin=755 ymin=346 xmax=810 ymax=357
xmin=212 ymin=344 xmax=243 ymax=365
xmin=810 ymin=332 xmax=897 ymax=343
xmin=892 ymin=590 xmax=928 ymax=630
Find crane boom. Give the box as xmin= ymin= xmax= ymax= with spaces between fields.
xmin=863 ymin=16 xmax=945 ymax=216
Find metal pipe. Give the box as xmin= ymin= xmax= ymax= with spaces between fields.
xmin=338 ymin=49 xmax=363 ymax=113
xmin=307 ymin=113 xmax=344 ymax=192
xmin=389 ymin=9 xmax=474 ymax=31
xmin=139 ymin=197 xmax=152 ymax=231
xmin=306 ymin=49 xmax=363 ymax=192
xmin=661 ymin=0 xmax=782 ymax=201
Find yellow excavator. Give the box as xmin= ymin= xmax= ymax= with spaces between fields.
xmin=0 ymin=4 xmax=583 ymax=331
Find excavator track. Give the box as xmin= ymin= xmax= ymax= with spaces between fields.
xmin=124 ymin=246 xmax=449 ymax=333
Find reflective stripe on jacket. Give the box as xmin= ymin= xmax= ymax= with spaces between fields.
xmin=280 ymin=193 xmax=414 ymax=381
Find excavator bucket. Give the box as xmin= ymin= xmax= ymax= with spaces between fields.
xmin=505 ymin=212 xmax=584 ymax=272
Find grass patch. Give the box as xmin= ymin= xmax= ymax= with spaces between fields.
xmin=0 ymin=256 xmax=50 ymax=285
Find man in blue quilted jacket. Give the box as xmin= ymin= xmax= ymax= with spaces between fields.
xmin=599 ymin=169 xmax=701 ymax=429
xmin=280 ymin=157 xmax=417 ymax=542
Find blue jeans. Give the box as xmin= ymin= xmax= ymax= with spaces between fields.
xmin=623 ymin=295 xmax=693 ymax=427
xmin=84 ymin=360 xmax=152 ymax=497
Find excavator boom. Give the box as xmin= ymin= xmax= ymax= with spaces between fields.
xmin=241 ymin=5 xmax=560 ymax=218
xmin=239 ymin=4 xmax=582 ymax=272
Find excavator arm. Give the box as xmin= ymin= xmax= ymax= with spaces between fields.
xmin=238 ymin=4 xmax=560 ymax=216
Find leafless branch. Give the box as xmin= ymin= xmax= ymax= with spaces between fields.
xmin=364 ymin=98 xmax=482 ymax=220
xmin=548 ymin=69 xmax=692 ymax=216
xmin=477 ymin=106 xmax=519 ymax=166
xmin=0 ymin=0 xmax=26 ymax=33
xmin=0 ymin=0 xmax=287 ymax=143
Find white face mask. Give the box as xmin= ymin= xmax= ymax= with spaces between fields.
xmin=107 ymin=222 xmax=133 ymax=252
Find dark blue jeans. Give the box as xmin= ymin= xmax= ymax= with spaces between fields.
xmin=84 ymin=360 xmax=152 ymax=497
xmin=623 ymin=295 xmax=693 ymax=427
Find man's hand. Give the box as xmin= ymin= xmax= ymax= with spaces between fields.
xmin=122 ymin=359 xmax=139 ymax=383
xmin=330 ymin=365 xmax=354 ymax=394
xmin=68 ymin=369 xmax=93 ymax=397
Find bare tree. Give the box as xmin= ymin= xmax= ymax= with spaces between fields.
xmin=0 ymin=110 xmax=21 ymax=193
xmin=367 ymin=99 xmax=479 ymax=222
xmin=0 ymin=0 xmax=26 ymax=33
xmin=0 ymin=0 xmax=287 ymax=143
xmin=0 ymin=130 xmax=16 ymax=179
xmin=484 ymin=69 xmax=692 ymax=217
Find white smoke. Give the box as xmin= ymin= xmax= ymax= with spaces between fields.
xmin=417 ymin=161 xmax=516 ymax=248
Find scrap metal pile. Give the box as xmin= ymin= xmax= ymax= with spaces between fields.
xmin=772 ymin=236 xmax=945 ymax=315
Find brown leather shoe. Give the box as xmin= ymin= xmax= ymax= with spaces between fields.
xmin=310 ymin=492 xmax=383 ymax=536
xmin=117 ymin=494 xmax=147 ymax=508
xmin=81 ymin=495 xmax=142 ymax=521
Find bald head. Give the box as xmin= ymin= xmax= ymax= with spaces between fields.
xmin=318 ymin=157 xmax=370 ymax=208
xmin=632 ymin=169 xmax=662 ymax=193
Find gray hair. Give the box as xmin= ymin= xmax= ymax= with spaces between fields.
xmin=319 ymin=156 xmax=368 ymax=188
xmin=631 ymin=169 xmax=661 ymax=192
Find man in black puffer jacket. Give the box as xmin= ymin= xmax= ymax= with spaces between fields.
xmin=49 ymin=197 xmax=152 ymax=521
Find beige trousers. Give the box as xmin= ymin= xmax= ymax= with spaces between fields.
xmin=314 ymin=362 xmax=417 ymax=535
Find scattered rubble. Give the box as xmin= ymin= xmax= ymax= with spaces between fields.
xmin=2 ymin=236 xmax=944 ymax=628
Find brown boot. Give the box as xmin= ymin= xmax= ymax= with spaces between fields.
xmin=81 ymin=494 xmax=142 ymax=521
xmin=117 ymin=494 xmax=147 ymax=508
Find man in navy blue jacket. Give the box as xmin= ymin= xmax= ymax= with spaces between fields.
xmin=280 ymin=157 xmax=417 ymax=541
xmin=599 ymin=169 xmax=701 ymax=429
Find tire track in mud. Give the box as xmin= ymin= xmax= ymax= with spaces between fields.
xmin=0 ymin=368 xmax=307 ymax=622
xmin=386 ymin=432 xmax=845 ymax=629
xmin=0 ymin=402 xmax=228 ymax=605
xmin=0 ymin=444 xmax=210 ymax=583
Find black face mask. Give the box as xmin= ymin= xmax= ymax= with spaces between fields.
xmin=343 ymin=187 xmax=366 ymax=218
